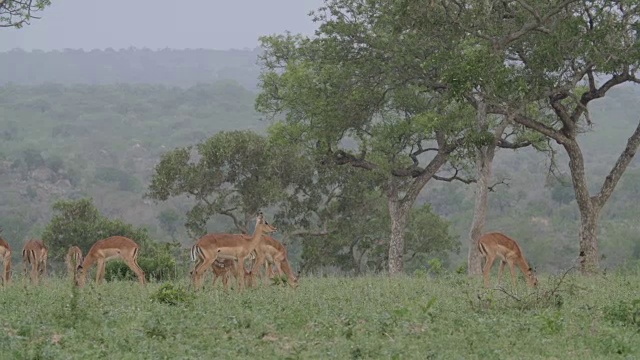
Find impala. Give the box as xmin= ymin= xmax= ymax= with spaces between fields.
xmin=210 ymin=259 xmax=255 ymax=291
xmin=22 ymin=239 xmax=48 ymax=284
xmin=75 ymin=236 xmax=145 ymax=287
xmin=251 ymin=236 xmax=299 ymax=287
xmin=190 ymin=253 xmax=256 ymax=291
xmin=0 ymin=235 xmax=11 ymax=285
xmin=478 ymin=232 xmax=538 ymax=288
xmin=190 ymin=211 xmax=276 ymax=290
xmin=65 ymin=246 xmax=83 ymax=278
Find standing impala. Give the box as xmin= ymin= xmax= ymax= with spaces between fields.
xmin=65 ymin=246 xmax=83 ymax=278
xmin=0 ymin=234 xmax=11 ymax=285
xmin=22 ymin=239 xmax=48 ymax=284
xmin=478 ymin=232 xmax=538 ymax=288
xmin=75 ymin=236 xmax=145 ymax=287
xmin=190 ymin=211 xmax=276 ymax=290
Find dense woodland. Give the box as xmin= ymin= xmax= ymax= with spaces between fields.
xmin=0 ymin=43 xmax=639 ymax=276
xmin=0 ymin=48 xmax=262 ymax=90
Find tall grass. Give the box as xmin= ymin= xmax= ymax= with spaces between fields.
xmin=0 ymin=272 xmax=639 ymax=359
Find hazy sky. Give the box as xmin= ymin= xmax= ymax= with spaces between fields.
xmin=0 ymin=0 xmax=323 ymax=51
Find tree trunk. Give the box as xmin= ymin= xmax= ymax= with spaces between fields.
xmin=564 ymin=141 xmax=600 ymax=273
xmin=388 ymin=198 xmax=409 ymax=275
xmin=387 ymin=181 xmax=411 ymax=275
xmin=468 ymin=147 xmax=492 ymax=275
xmin=467 ymin=101 xmax=501 ymax=276
xmin=578 ymin=206 xmax=600 ymax=274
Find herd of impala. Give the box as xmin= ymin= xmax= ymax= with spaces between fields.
xmin=0 ymin=211 xmax=538 ymax=291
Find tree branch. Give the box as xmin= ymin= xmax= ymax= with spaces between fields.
xmin=496 ymin=139 xmax=531 ymax=149
xmin=433 ymin=168 xmax=475 ymax=184
xmin=488 ymin=178 xmax=509 ymax=192
xmin=219 ymin=208 xmax=248 ymax=234
xmin=592 ymin=119 xmax=640 ymax=209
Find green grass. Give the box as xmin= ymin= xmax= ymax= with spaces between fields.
xmin=1 ymin=273 xmax=639 ymax=359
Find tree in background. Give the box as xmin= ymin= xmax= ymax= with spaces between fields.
xmin=146 ymin=130 xmax=287 ymax=237
xmin=257 ymin=3 xmax=479 ymax=274
xmin=0 ymin=0 xmax=51 ymax=28
xmin=424 ymin=0 xmax=640 ymax=273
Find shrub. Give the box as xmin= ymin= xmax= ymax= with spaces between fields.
xmin=150 ymin=283 xmax=194 ymax=306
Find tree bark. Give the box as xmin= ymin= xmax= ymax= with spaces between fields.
xmin=468 ymin=101 xmax=496 ymax=275
xmin=468 ymin=148 xmax=493 ymax=275
xmin=388 ymin=195 xmax=410 ymax=275
xmin=563 ymin=140 xmax=600 ymax=273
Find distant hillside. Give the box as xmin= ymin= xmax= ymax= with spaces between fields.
xmin=0 ymin=48 xmax=263 ymax=90
xmin=0 ymin=81 xmax=266 ymax=248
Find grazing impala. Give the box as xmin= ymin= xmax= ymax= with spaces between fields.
xmin=190 ymin=212 xmax=276 ymax=290
xmin=478 ymin=232 xmax=538 ymax=288
xmin=0 ymin=234 xmax=11 ymax=285
xmin=75 ymin=236 xmax=145 ymax=287
xmin=252 ymin=236 xmax=299 ymax=287
xmin=22 ymin=239 xmax=48 ymax=284
xmin=65 ymin=246 xmax=83 ymax=278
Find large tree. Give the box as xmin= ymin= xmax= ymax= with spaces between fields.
xmin=0 ymin=0 xmax=51 ymax=28
xmin=424 ymin=0 xmax=640 ymax=273
xmin=257 ymin=10 xmax=476 ymax=274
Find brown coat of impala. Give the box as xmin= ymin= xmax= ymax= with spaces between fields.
xmin=245 ymin=235 xmax=298 ymax=287
xmin=22 ymin=239 xmax=48 ymax=284
xmin=75 ymin=236 xmax=145 ymax=287
xmin=65 ymin=246 xmax=83 ymax=278
xmin=210 ymin=259 xmax=255 ymax=291
xmin=190 ymin=212 xmax=276 ymax=290
xmin=478 ymin=232 xmax=538 ymax=288
xmin=0 ymin=235 xmax=11 ymax=285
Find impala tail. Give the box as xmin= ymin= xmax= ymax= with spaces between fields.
xmin=190 ymin=245 xmax=204 ymax=262
xmin=478 ymin=241 xmax=488 ymax=257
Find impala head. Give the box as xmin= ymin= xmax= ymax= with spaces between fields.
xmin=256 ymin=211 xmax=277 ymax=234
xmin=526 ymin=267 xmax=538 ymax=288
xmin=75 ymin=265 xmax=86 ymax=287
xmin=291 ymin=269 xmax=301 ymax=288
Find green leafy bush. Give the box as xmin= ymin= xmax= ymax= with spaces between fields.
xmin=150 ymin=283 xmax=194 ymax=306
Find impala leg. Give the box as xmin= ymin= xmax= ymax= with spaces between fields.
xmin=482 ymin=254 xmax=497 ymax=288
xmin=123 ymin=256 xmax=146 ymax=285
xmin=508 ymin=261 xmax=517 ymax=289
xmin=192 ymin=256 xmax=215 ymax=290
xmin=236 ymin=256 xmax=246 ymax=292
xmin=2 ymin=255 xmax=9 ymax=285
xmin=95 ymin=259 xmax=105 ymax=284
xmin=497 ymin=260 xmax=506 ymax=285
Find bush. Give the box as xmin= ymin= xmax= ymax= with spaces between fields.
xmin=150 ymin=283 xmax=194 ymax=306
xmin=105 ymin=241 xmax=180 ymax=282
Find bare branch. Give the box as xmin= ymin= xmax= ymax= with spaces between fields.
xmin=433 ymin=168 xmax=475 ymax=184
xmin=496 ymin=139 xmax=532 ymax=149
xmin=488 ymin=178 xmax=509 ymax=192
xmin=592 ymin=119 xmax=640 ymax=209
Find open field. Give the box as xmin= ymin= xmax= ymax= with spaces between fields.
xmin=1 ymin=273 xmax=639 ymax=359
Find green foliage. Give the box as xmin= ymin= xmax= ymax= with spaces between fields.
xmin=147 ymin=130 xmax=288 ymax=236
xmin=0 ymin=0 xmax=51 ymax=28
xmin=41 ymin=198 xmax=177 ymax=281
xmin=157 ymin=209 xmax=183 ymax=239
xmin=150 ymin=283 xmax=194 ymax=306
xmin=604 ymin=299 xmax=640 ymax=328
xmin=0 ymin=276 xmax=640 ymax=358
